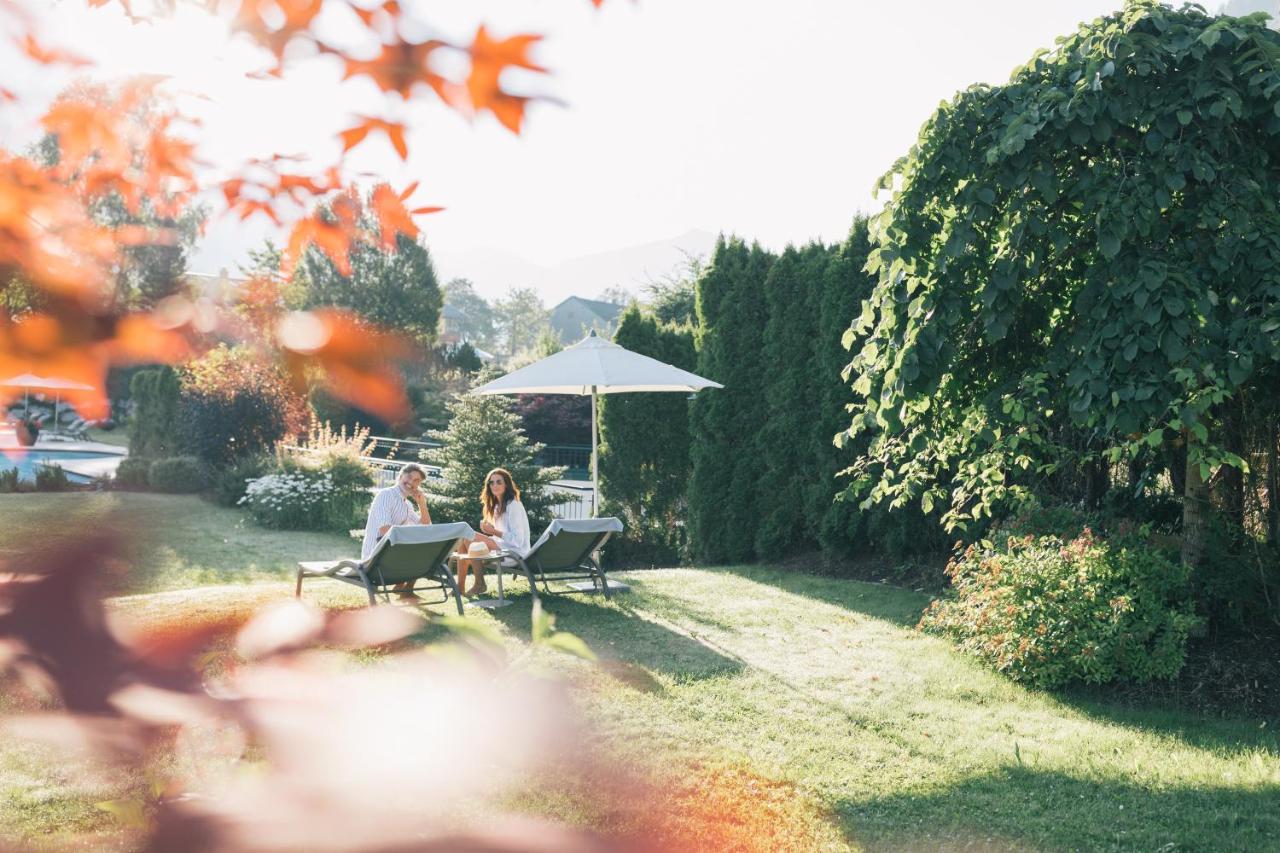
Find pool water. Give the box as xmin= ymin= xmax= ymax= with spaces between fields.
xmin=0 ymin=449 xmax=121 ymax=483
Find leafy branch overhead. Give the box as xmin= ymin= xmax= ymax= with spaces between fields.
xmin=845 ymin=0 xmax=1280 ymax=536
xmin=0 ymin=0 xmax=606 ymax=421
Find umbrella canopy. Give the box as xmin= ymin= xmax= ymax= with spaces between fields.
xmin=1 ymin=374 xmax=95 ymax=391
xmin=470 ymin=332 xmax=722 ymax=515
xmin=470 ymin=332 xmax=721 ymax=396
xmin=2 ymin=374 xmax=96 ymax=433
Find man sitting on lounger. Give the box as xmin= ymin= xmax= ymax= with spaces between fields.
xmin=362 ymin=463 xmax=432 ymax=597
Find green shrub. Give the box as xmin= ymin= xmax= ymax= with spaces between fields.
xmin=114 ymin=457 xmax=152 ymax=489
xmin=920 ymin=529 xmax=1199 ymax=688
xmin=148 ymin=456 xmax=209 ymax=494
xmin=209 ymin=453 xmax=270 ymax=507
xmin=128 ymin=367 xmax=180 ymax=458
xmin=34 ymin=464 xmax=71 ymax=492
xmin=0 ymin=467 xmax=20 ymax=493
xmin=178 ymin=345 xmax=309 ymax=466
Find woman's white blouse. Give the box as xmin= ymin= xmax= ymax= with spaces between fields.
xmin=493 ymin=499 xmax=531 ymax=557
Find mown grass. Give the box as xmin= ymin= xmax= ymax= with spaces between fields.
xmin=2 ymin=494 xmax=1278 ymax=851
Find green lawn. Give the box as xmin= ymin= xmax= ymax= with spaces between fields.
xmin=2 ymin=494 xmax=1278 ymax=851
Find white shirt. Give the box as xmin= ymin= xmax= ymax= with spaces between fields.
xmin=362 ymin=486 xmax=424 ymax=559
xmin=491 ymin=499 xmax=531 ymax=557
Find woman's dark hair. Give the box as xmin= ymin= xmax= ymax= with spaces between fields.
xmin=480 ymin=467 xmax=520 ymax=523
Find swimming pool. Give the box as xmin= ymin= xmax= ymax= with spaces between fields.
xmin=0 ymin=449 xmax=125 ymax=484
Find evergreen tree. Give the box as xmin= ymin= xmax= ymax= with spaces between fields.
xmin=128 ymin=366 xmax=180 ymax=459
xmin=755 ymin=243 xmax=830 ymax=559
xmin=422 ymin=394 xmax=564 ymax=532
xmin=299 ymin=188 xmax=443 ymax=347
xmin=688 ymin=236 xmax=774 ymax=563
xmin=812 ymin=219 xmax=877 ymax=556
xmin=599 ymin=305 xmax=696 ymax=564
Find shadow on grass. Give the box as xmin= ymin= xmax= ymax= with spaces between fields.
xmin=838 ymin=765 xmax=1280 ymax=852
xmin=712 ymin=564 xmax=1279 ymax=754
xmin=712 ymin=563 xmax=932 ymax=629
xmin=489 ymin=592 xmax=745 ymax=681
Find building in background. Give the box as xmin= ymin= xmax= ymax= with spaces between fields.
xmin=549 ymin=296 xmax=624 ymax=344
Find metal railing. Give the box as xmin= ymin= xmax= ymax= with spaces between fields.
xmin=548 ymin=481 xmax=594 ymax=520
xmin=536 ymin=444 xmax=592 ymax=481
xmin=279 ymin=444 xmax=594 ymax=520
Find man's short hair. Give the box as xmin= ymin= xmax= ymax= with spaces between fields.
xmin=400 ymin=463 xmax=428 ymax=481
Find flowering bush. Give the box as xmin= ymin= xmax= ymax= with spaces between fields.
xmin=920 ymin=529 xmax=1200 ymax=688
xmin=240 ymin=421 xmax=377 ymax=531
xmin=239 ymin=469 xmax=338 ymax=530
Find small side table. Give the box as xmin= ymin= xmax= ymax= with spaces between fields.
xmin=447 ymin=550 xmax=513 ymax=609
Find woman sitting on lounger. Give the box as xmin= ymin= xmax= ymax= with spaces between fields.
xmin=455 ymin=467 xmax=531 ymax=596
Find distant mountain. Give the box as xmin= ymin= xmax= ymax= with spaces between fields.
xmin=435 ymin=229 xmax=718 ymax=306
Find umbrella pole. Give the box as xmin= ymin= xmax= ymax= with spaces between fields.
xmin=590 ymin=386 xmax=599 ymax=517
xmin=53 ymin=392 xmax=59 ymax=437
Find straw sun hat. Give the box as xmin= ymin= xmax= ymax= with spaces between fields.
xmin=466 ymin=541 xmax=493 ymax=557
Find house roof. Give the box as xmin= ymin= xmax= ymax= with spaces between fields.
xmin=550 ymin=296 xmax=624 ymax=320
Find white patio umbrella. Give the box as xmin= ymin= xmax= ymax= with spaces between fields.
xmin=470 ymin=331 xmax=722 ymax=515
xmin=1 ymin=373 xmax=96 ymax=434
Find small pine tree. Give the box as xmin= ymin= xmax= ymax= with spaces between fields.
xmin=422 ymin=394 xmax=564 ymax=532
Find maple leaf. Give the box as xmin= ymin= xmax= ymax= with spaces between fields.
xmin=465 ymin=26 xmax=546 ymax=133
xmin=338 ymin=116 xmax=408 ymax=160
xmin=284 ymin=215 xmax=353 ymax=277
xmin=232 ymin=0 xmax=322 ymax=60
xmin=41 ymin=100 xmax=129 ymax=178
xmin=17 ymin=33 xmax=91 ymax=67
xmin=369 ymin=183 xmax=418 ymax=248
xmin=342 ymin=39 xmax=450 ymax=100
xmin=277 ymin=309 xmax=412 ymax=422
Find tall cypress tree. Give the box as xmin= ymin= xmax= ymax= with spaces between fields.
xmin=812 ymin=218 xmax=877 ymax=556
xmin=755 ymin=244 xmax=827 ymax=559
xmin=688 ymin=237 xmax=774 ymax=563
xmin=688 ymin=236 xmax=748 ymax=562
xmin=599 ymin=305 xmax=696 ymax=564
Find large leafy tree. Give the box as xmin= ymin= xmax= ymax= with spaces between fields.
xmin=298 ymin=186 xmax=444 ymax=347
xmin=442 ymin=277 xmax=496 ymax=349
xmin=846 ymin=0 xmax=1280 ymax=568
xmin=493 ymin=286 xmax=551 ymax=359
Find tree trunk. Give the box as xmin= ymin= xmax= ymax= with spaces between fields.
xmin=1219 ymin=397 xmax=1246 ymax=532
xmin=1268 ymin=415 xmax=1279 ymax=546
xmin=1084 ymin=457 xmax=1110 ymax=508
xmin=1181 ymin=436 xmax=1209 ymax=570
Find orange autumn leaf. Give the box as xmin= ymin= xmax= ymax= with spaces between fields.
xmin=277 ymin=310 xmax=412 ymax=422
xmin=342 ymin=39 xmax=450 ymax=100
xmin=40 ymin=100 xmax=130 ymax=178
xmin=369 ymin=183 xmax=419 ymax=248
xmin=232 ymin=0 xmax=323 ymax=60
xmin=339 ymin=116 xmax=408 ymax=160
xmin=284 ymin=215 xmax=354 ymax=277
xmin=465 ymin=26 xmax=546 ymax=132
xmin=17 ymin=33 xmax=91 ymax=67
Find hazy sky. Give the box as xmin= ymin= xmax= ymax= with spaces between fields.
xmin=2 ymin=0 xmax=1263 ymax=277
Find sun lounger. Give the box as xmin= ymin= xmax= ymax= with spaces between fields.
xmin=295 ymin=522 xmax=475 ymax=613
xmin=504 ymin=517 xmax=624 ymax=601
